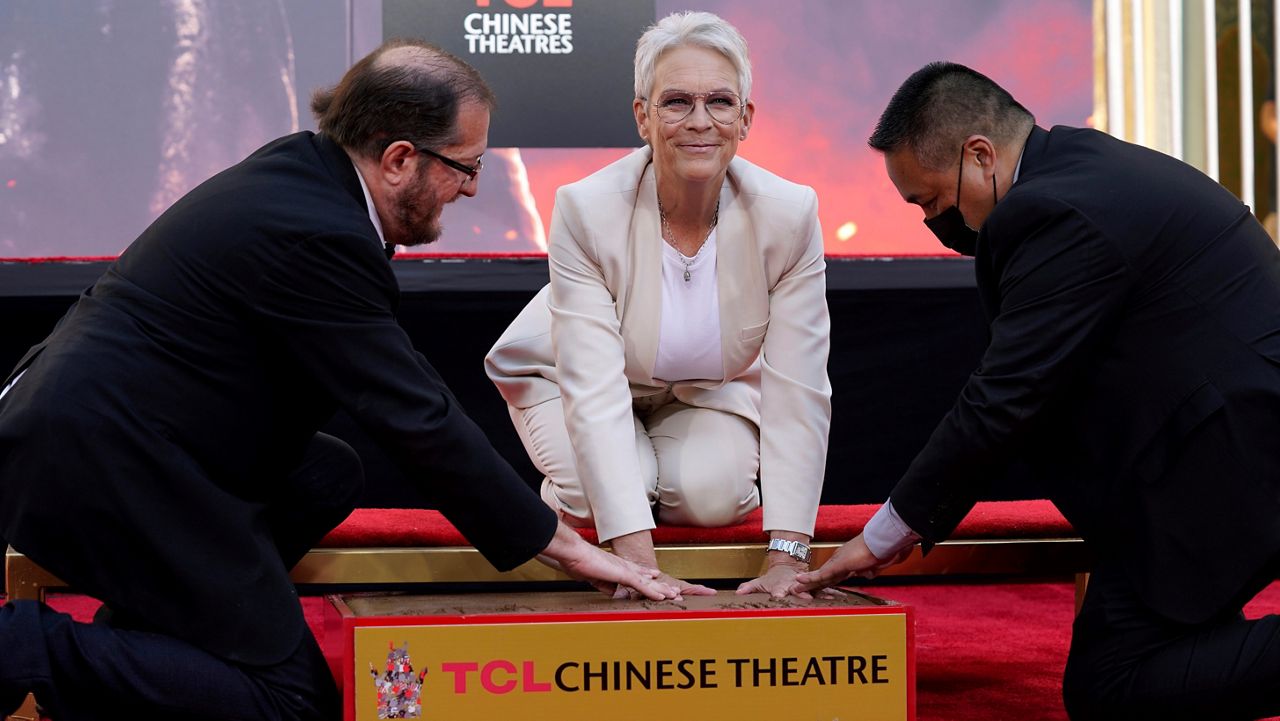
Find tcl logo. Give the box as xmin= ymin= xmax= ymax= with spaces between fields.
xmin=476 ymin=0 xmax=572 ymax=7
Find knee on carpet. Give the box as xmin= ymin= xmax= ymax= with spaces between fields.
xmin=1062 ymin=660 xmax=1138 ymax=721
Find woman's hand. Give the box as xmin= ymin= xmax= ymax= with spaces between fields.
xmin=737 ymin=530 xmax=816 ymax=599
xmin=612 ymin=571 xmax=717 ymax=600
xmin=609 ymin=529 xmax=716 ymax=600
xmin=538 ymin=522 xmax=680 ymax=601
xmin=735 ymin=560 xmax=809 ymax=599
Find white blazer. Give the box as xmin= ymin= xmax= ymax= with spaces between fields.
xmin=486 ymin=147 xmax=832 ymax=540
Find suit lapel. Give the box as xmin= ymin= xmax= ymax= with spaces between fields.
xmin=974 ymin=234 xmax=1000 ymax=321
xmin=708 ymin=162 xmax=768 ymax=387
xmin=2 ymin=343 xmax=44 ymax=389
xmin=625 ymin=161 xmax=664 ymax=381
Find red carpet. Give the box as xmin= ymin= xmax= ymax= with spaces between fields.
xmin=319 ymin=501 xmax=1073 ymax=547
xmin=8 ymin=580 xmax=1280 ymax=720
xmin=879 ymin=581 xmax=1076 ymax=721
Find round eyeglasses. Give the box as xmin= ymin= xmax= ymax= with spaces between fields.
xmin=648 ymin=91 xmax=745 ymax=125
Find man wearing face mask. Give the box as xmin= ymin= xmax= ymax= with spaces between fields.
xmin=793 ymin=62 xmax=1280 ymax=720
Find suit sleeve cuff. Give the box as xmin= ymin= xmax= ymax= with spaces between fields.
xmin=863 ymin=499 xmax=922 ymax=561
xmin=593 ymin=509 xmax=658 ymax=545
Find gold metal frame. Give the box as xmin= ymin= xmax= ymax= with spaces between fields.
xmin=7 ymin=537 xmax=1088 ymax=600
xmin=291 ymin=537 xmax=1089 ymax=584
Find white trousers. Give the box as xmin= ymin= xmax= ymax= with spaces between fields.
xmin=509 ymin=390 xmax=761 ymax=532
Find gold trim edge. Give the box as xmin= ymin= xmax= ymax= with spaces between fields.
xmin=8 ymin=538 xmax=1089 ymax=597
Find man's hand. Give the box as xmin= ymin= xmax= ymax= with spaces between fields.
xmin=609 ymin=529 xmax=716 ymax=599
xmin=788 ymin=533 xmax=911 ymax=595
xmin=537 ymin=522 xmax=680 ymax=601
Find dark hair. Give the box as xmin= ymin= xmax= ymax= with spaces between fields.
xmin=868 ymin=62 xmax=1034 ymax=170
xmin=310 ymin=38 xmax=496 ymax=160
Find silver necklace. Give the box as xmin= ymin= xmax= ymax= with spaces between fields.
xmin=657 ymin=196 xmax=720 ymax=283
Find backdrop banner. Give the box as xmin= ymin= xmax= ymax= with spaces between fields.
xmin=384 ymin=0 xmax=656 ymax=147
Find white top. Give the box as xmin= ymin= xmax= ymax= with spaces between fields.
xmin=653 ymin=229 xmax=723 ymax=383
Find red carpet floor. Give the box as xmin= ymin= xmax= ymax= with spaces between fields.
xmin=8 ymin=579 xmax=1280 ymax=720
xmin=879 ymin=581 xmax=1076 ymax=721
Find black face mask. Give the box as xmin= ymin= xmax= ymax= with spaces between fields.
xmin=923 ymin=147 xmax=997 ymax=257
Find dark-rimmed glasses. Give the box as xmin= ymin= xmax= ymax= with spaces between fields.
xmin=648 ymin=91 xmax=745 ymax=125
xmin=416 ymin=146 xmax=483 ymax=181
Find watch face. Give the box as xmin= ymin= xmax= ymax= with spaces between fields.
xmin=770 ymin=539 xmax=811 ymax=563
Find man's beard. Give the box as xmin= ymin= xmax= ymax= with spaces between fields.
xmin=390 ymin=166 xmax=443 ymax=247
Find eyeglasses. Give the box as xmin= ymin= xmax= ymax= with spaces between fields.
xmin=648 ymin=91 xmax=745 ymax=125
xmin=416 ymin=146 xmax=483 ymax=181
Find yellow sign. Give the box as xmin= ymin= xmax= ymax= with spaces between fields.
xmin=351 ymin=607 xmax=911 ymax=721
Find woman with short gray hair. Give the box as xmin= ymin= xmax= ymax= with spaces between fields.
xmin=487 ymin=11 xmax=831 ymax=598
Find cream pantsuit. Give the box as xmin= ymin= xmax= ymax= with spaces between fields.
xmin=486 ymin=147 xmax=831 ymax=542
xmin=511 ymin=389 xmax=762 ymax=529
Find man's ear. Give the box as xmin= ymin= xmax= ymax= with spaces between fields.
xmin=963 ymin=134 xmax=997 ymax=181
xmin=380 ymin=141 xmax=418 ymax=187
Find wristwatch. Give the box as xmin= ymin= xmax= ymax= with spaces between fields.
xmin=767 ymin=538 xmax=812 ymax=564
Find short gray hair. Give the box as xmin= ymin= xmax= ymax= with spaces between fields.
xmin=633 ymin=11 xmax=752 ymax=101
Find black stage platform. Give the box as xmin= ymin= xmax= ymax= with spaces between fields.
xmin=0 ymin=257 xmax=1042 ymax=509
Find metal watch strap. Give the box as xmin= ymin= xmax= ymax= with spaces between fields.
xmin=767 ymin=538 xmax=812 ymax=564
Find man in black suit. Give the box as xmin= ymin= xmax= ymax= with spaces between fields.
xmin=0 ymin=39 xmax=676 ymax=721
xmin=794 ymin=62 xmax=1280 ymax=720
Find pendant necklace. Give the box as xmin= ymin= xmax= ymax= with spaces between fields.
xmin=658 ymin=196 xmax=720 ymax=283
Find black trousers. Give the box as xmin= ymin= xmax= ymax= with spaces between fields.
xmin=0 ymin=432 xmax=362 ymax=721
xmin=0 ymin=600 xmax=338 ymax=721
xmin=1063 ymin=559 xmax=1280 ymax=721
